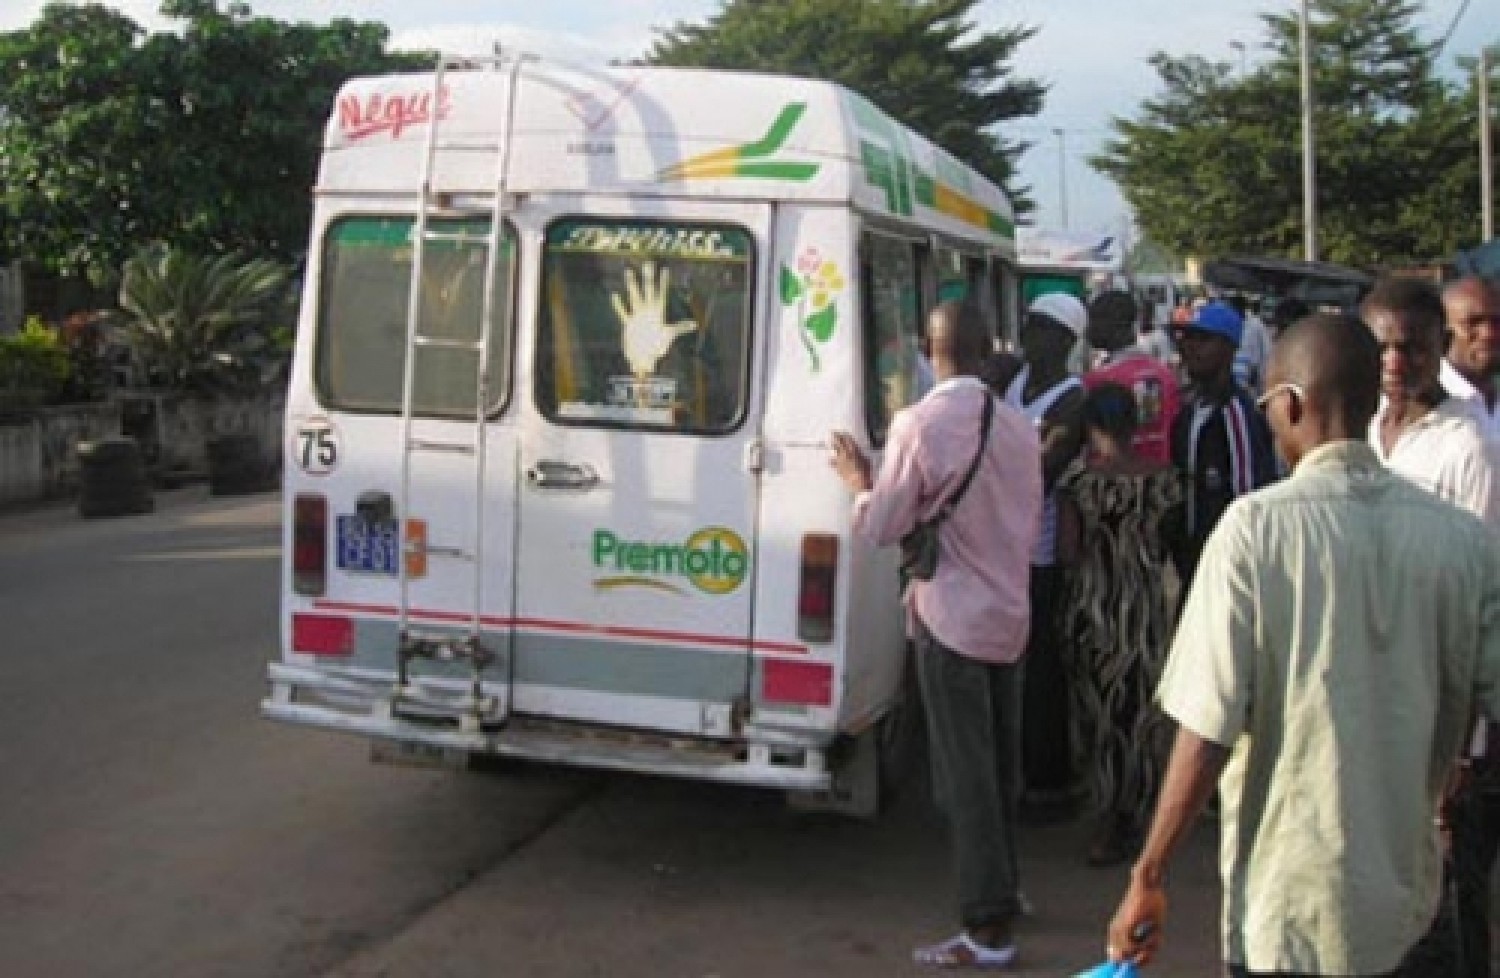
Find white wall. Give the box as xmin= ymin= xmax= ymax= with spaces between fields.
xmin=0 ymin=394 xmax=283 ymax=507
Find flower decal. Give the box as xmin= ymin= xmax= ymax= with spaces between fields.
xmin=780 ymin=247 xmax=843 ymax=371
xmin=809 ymin=260 xmax=844 ymax=311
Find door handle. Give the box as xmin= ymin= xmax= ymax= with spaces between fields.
xmin=526 ymin=460 xmax=600 ymax=490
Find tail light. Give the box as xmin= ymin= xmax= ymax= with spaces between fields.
xmin=292 ymin=494 xmax=327 ymax=596
xmin=292 ymin=613 xmax=353 ymax=656
xmin=762 ymin=659 xmax=833 ymax=707
xmin=797 ymin=532 xmax=838 ymax=643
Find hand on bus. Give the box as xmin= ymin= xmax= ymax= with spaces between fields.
xmin=612 ymin=261 xmax=699 ymax=377
xmin=830 ymin=430 xmax=872 ymax=494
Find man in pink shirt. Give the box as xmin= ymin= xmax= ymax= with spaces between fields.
xmin=1085 ymin=290 xmax=1180 ymax=465
xmin=832 ymin=300 xmax=1042 ymax=969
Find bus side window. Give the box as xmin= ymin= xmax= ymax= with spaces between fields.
xmin=861 ymin=231 xmax=923 ymax=445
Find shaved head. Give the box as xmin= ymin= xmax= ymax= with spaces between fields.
xmin=926 ymin=299 xmax=991 ymax=374
xmin=1267 ymin=312 xmax=1381 ymax=438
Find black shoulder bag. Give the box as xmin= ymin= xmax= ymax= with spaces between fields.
xmin=899 ymin=393 xmax=996 ymax=582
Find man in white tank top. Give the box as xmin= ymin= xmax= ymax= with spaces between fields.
xmin=988 ymin=291 xmax=1088 ymax=815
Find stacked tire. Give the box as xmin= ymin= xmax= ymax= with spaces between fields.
xmin=77 ymin=437 xmax=154 ymax=518
xmin=206 ymin=433 xmax=271 ymax=496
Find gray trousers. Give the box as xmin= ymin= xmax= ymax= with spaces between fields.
xmin=915 ymin=616 xmax=1024 ymax=932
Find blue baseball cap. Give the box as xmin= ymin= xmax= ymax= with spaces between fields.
xmin=1184 ymin=300 xmax=1243 ymax=348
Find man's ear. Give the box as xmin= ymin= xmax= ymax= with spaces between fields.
xmin=1286 ymin=389 xmax=1305 ymax=426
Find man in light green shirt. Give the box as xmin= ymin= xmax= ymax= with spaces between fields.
xmin=1104 ymin=313 xmax=1500 ymax=977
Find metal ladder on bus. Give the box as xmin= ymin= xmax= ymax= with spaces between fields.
xmin=392 ymin=51 xmax=525 ymax=733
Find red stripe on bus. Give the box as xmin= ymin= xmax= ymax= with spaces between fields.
xmin=307 ymin=600 xmax=808 ymax=655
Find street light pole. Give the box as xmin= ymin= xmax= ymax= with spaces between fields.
xmin=1052 ymin=127 xmax=1070 ymax=229
xmin=1299 ymin=0 xmax=1319 ymax=262
xmin=1482 ymin=46 xmax=1494 ymax=242
xmin=1230 ymin=40 xmax=1247 ymax=76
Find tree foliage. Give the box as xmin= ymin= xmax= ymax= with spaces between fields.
xmin=0 ymin=1 xmax=429 ymax=284
xmin=1092 ymin=0 xmax=1484 ymax=268
xmin=642 ymin=0 xmax=1045 ymax=211
xmin=0 ymin=317 xmax=72 ymax=410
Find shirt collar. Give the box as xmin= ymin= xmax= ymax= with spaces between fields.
xmin=1294 ymin=439 xmax=1383 ymax=477
xmin=1372 ymin=394 xmax=1466 ymax=434
xmin=930 ymin=375 xmax=989 ymax=396
xmin=1442 ymin=359 xmax=1480 ymax=401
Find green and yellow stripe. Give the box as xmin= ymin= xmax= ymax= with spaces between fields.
xmin=658 ymin=103 xmax=820 ymax=183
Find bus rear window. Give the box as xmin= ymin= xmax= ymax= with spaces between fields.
xmin=536 ymin=219 xmax=753 ymax=434
xmin=314 ymin=215 xmax=515 ymax=417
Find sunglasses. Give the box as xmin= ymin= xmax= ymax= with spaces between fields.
xmin=1256 ymin=381 xmax=1305 ymax=412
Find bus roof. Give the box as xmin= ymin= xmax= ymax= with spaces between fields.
xmin=320 ymin=61 xmax=1016 ymax=253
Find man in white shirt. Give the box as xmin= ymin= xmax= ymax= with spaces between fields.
xmin=1406 ymin=275 xmax=1500 ymax=976
xmin=1363 ymin=277 xmax=1500 ymax=525
xmin=1440 ymin=276 xmax=1500 ymax=441
xmin=1365 ymin=276 xmax=1500 ymax=977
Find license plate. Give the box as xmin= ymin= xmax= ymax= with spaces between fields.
xmin=370 ymin=739 xmax=468 ymax=770
xmin=337 ymin=516 xmax=402 ymax=575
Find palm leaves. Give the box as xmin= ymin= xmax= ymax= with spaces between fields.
xmin=119 ymin=244 xmax=292 ymax=394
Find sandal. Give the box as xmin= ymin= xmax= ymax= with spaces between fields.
xmin=913 ymin=933 xmax=1018 ymax=970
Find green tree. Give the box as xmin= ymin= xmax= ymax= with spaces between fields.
xmin=0 ymin=5 xmax=162 ymax=283
xmin=118 ymin=243 xmax=291 ymax=394
xmin=1092 ymin=0 xmax=1479 ymax=267
xmin=0 ymin=1 xmax=428 ymax=284
xmin=643 ymin=0 xmax=1045 ymax=211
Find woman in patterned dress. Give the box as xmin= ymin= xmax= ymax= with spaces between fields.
xmin=1057 ymin=382 xmax=1185 ymax=866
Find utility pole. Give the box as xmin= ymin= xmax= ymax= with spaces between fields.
xmin=1052 ymin=127 xmax=1070 ymax=229
xmin=1299 ymin=0 xmax=1319 ymax=262
xmin=1482 ymin=46 xmax=1494 ymax=242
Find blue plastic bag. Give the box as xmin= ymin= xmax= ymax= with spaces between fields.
xmin=1073 ymin=961 xmax=1140 ymax=978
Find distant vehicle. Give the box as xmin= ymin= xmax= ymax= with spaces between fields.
xmin=1201 ymin=255 xmax=1373 ymax=313
xmin=261 ymin=54 xmax=1026 ymax=816
xmin=1134 ymin=272 xmax=1192 ymax=329
xmin=1015 ymin=228 xmax=1124 ymax=301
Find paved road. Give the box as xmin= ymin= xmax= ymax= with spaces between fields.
xmin=0 ymin=488 xmax=1225 ymax=977
xmin=0 ymin=489 xmax=596 ymax=977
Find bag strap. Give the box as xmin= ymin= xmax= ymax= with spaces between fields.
xmin=933 ymin=393 xmax=994 ymax=523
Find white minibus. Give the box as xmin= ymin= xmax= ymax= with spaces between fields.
xmin=262 ymin=55 xmax=1020 ymax=815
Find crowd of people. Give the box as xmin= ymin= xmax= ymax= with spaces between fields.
xmin=831 ymin=274 xmax=1500 ymax=975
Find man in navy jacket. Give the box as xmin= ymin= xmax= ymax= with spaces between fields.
xmin=1169 ymin=300 xmax=1279 ymax=593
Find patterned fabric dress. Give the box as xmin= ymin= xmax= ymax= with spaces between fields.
xmin=1059 ymin=466 xmax=1184 ymax=823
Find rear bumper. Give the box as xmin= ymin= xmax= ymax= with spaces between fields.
xmin=261 ymin=662 xmax=835 ymax=792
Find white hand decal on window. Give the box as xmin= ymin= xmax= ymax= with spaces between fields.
xmin=611 ymin=262 xmax=699 ymax=379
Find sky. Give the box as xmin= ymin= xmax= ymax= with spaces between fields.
xmin=4 ymin=0 xmax=1499 ymax=240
